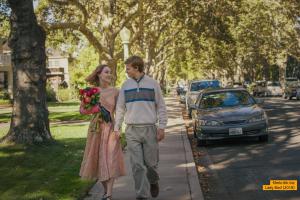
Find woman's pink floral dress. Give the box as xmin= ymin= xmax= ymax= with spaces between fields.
xmin=79 ymin=87 xmax=125 ymax=181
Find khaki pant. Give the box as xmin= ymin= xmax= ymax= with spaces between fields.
xmin=125 ymin=124 xmax=159 ymax=199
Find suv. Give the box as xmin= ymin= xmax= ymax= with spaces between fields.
xmin=252 ymin=81 xmax=268 ymax=97
xmin=282 ymin=77 xmax=300 ymax=100
xmin=185 ymin=80 xmax=220 ymax=118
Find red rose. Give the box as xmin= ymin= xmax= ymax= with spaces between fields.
xmin=91 ymin=88 xmax=98 ymax=94
xmin=86 ymin=90 xmax=92 ymax=96
xmin=84 ymin=97 xmax=91 ymax=103
xmin=79 ymin=89 xmax=84 ymax=95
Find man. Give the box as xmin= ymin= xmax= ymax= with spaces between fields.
xmin=114 ymin=55 xmax=167 ymax=200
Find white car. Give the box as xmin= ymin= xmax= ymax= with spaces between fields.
xmin=266 ymin=81 xmax=282 ymax=96
xmin=185 ymin=80 xmax=220 ymax=118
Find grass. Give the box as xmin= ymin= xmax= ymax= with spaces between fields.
xmin=0 ymin=99 xmax=11 ymax=105
xmin=0 ymin=124 xmax=94 ymax=200
xmin=0 ymin=101 xmax=127 ymax=200
xmin=0 ymin=101 xmax=91 ymax=123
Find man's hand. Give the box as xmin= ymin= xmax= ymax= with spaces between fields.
xmin=157 ymin=128 xmax=165 ymax=142
xmin=114 ymin=131 xmax=121 ymax=140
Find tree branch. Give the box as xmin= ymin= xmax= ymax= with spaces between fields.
xmin=43 ymin=22 xmax=107 ymax=54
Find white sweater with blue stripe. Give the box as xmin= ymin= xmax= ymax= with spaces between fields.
xmin=114 ymin=75 xmax=168 ymax=131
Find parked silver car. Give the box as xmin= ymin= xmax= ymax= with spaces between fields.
xmin=266 ymin=81 xmax=282 ymax=96
xmin=185 ymin=80 xmax=220 ymax=118
xmin=191 ymin=88 xmax=269 ymax=146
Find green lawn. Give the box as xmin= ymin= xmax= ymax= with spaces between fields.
xmin=0 ymin=101 xmax=127 ymax=200
xmin=0 ymin=101 xmax=91 ymax=123
xmin=0 ymin=102 xmax=95 ymax=200
xmin=0 ymin=124 xmax=95 ymax=200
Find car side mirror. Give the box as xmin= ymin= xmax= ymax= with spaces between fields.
xmin=255 ymin=98 xmax=264 ymax=105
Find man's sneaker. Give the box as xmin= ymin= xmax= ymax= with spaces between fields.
xmin=150 ymin=183 xmax=159 ymax=198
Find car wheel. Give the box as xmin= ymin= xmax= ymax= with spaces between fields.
xmin=188 ymin=108 xmax=192 ymax=119
xmin=193 ymin=124 xmax=197 ymax=138
xmin=296 ymin=95 xmax=300 ymax=100
xmin=282 ymin=93 xmax=286 ymax=99
xmin=197 ymin=139 xmax=207 ymax=146
xmin=259 ymin=135 xmax=268 ymax=142
xmin=289 ymin=96 xmax=293 ymax=100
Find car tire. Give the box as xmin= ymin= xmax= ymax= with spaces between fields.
xmin=188 ymin=108 xmax=192 ymax=119
xmin=282 ymin=93 xmax=286 ymax=99
xmin=197 ymin=139 xmax=207 ymax=146
xmin=193 ymin=124 xmax=197 ymax=138
xmin=259 ymin=135 xmax=268 ymax=142
xmin=289 ymin=96 xmax=293 ymax=100
xmin=296 ymin=95 xmax=300 ymax=100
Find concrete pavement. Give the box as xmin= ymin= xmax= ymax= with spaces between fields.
xmin=84 ymin=96 xmax=204 ymax=200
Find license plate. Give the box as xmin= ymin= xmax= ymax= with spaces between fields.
xmin=229 ymin=128 xmax=243 ymax=136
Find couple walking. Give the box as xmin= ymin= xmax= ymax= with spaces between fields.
xmin=79 ymin=55 xmax=168 ymax=200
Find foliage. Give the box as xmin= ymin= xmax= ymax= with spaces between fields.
xmin=46 ymin=82 xmax=57 ymax=102
xmin=0 ymin=89 xmax=10 ymax=100
xmin=69 ymin=45 xmax=99 ymax=89
xmin=56 ymin=88 xmax=72 ymax=102
xmin=0 ymin=0 xmax=10 ymax=39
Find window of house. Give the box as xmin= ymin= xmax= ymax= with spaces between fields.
xmin=0 ymin=71 xmax=8 ymax=89
xmin=54 ymin=60 xmax=59 ymax=66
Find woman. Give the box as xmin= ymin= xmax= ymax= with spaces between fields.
xmin=79 ymin=64 xmax=125 ymax=200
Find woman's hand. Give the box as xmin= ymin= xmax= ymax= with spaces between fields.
xmin=114 ymin=131 xmax=121 ymax=140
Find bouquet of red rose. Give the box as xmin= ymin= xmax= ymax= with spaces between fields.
xmin=79 ymin=87 xmax=112 ymax=124
xmin=79 ymin=87 xmax=101 ymax=110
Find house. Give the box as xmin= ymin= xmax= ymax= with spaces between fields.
xmin=0 ymin=39 xmax=69 ymax=98
xmin=0 ymin=39 xmax=12 ymax=97
xmin=46 ymin=48 xmax=70 ymax=90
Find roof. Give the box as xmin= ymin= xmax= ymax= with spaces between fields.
xmin=202 ymin=87 xmax=248 ymax=94
xmin=190 ymin=79 xmax=219 ymax=84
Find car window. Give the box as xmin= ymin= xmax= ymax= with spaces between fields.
xmin=190 ymin=81 xmax=220 ymax=91
xmin=286 ymin=81 xmax=299 ymax=87
xmin=267 ymin=82 xmax=280 ymax=87
xmin=199 ymin=91 xmax=255 ymax=109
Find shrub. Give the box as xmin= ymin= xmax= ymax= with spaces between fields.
xmin=46 ymin=83 xmax=57 ymax=102
xmin=56 ymin=88 xmax=72 ymax=102
xmin=0 ymin=89 xmax=10 ymax=100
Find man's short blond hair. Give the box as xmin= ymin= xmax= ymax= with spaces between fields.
xmin=125 ymin=55 xmax=144 ymax=72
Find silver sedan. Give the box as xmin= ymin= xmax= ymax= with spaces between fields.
xmin=191 ymin=88 xmax=269 ymax=146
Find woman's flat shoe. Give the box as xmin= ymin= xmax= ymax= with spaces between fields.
xmin=102 ymin=196 xmax=112 ymax=200
xmin=101 ymin=193 xmax=107 ymax=200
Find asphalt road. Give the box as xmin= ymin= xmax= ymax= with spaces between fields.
xmin=196 ymin=97 xmax=300 ymax=200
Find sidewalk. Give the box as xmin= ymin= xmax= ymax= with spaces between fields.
xmin=84 ymin=96 xmax=204 ymax=200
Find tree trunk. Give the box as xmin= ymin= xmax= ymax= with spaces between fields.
xmin=1 ymin=0 xmax=52 ymax=144
xmin=107 ymin=58 xmax=117 ymax=85
xmin=277 ymin=53 xmax=287 ymax=86
xmin=262 ymin=58 xmax=270 ymax=81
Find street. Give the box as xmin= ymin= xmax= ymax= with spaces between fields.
xmin=195 ymin=97 xmax=300 ymax=200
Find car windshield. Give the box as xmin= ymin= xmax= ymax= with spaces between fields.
xmin=199 ymin=91 xmax=255 ymax=109
xmin=267 ymin=82 xmax=280 ymax=87
xmin=286 ymin=81 xmax=299 ymax=87
xmin=190 ymin=80 xmax=220 ymax=92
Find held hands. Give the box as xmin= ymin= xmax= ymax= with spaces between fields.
xmin=114 ymin=131 xmax=121 ymax=140
xmin=157 ymin=128 xmax=165 ymax=142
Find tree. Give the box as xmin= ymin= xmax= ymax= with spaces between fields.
xmin=37 ymin=0 xmax=140 ymax=83
xmin=1 ymin=0 xmax=52 ymax=144
xmin=0 ymin=0 xmax=10 ymax=39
